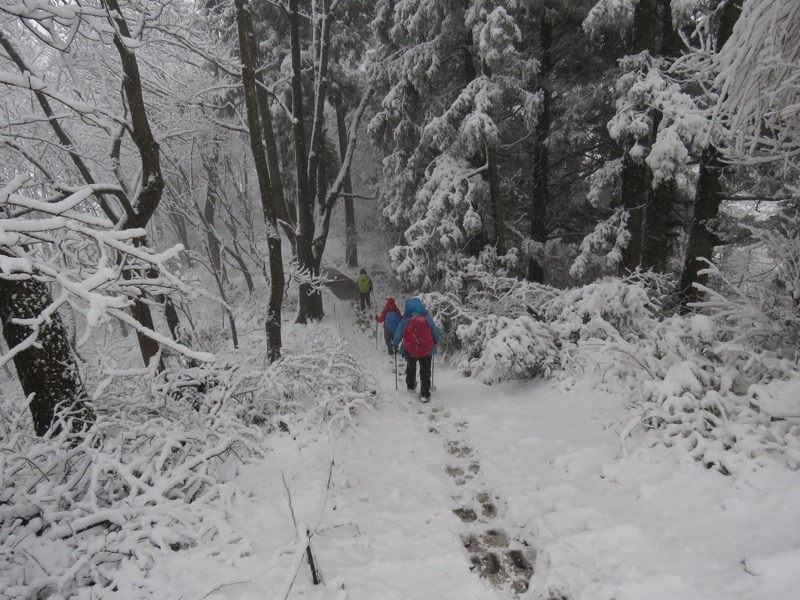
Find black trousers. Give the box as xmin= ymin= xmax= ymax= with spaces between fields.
xmin=405 ymin=355 xmax=432 ymax=395
xmin=383 ymin=329 xmax=395 ymax=355
xmin=359 ymin=292 xmax=371 ymax=309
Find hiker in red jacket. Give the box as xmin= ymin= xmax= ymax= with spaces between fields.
xmin=392 ymin=297 xmax=441 ymax=401
xmin=376 ymin=298 xmax=403 ymax=356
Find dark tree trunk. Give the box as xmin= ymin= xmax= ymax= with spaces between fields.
xmin=641 ymin=178 xmax=676 ymax=272
xmin=619 ymin=0 xmax=659 ymax=273
xmin=255 ymin=74 xmax=292 ymax=224
xmin=640 ymin=2 xmax=682 ymax=272
xmin=0 ymin=277 xmax=92 ymax=436
xmin=105 ymin=0 xmax=170 ymax=368
xmin=335 ymin=95 xmax=359 ymax=268
xmin=289 ymin=0 xmax=324 ymax=324
xmin=235 ymin=0 xmax=284 ymax=362
xmin=487 ymin=144 xmax=506 ymax=256
xmin=619 ymin=151 xmax=650 ymax=273
xmin=526 ymin=8 xmax=552 ymax=283
xmin=677 ymin=0 xmax=742 ymax=312
xmin=202 ymin=148 xmax=223 ymax=277
xmin=164 ymin=296 xmax=183 ymax=343
xmin=678 ymin=147 xmax=724 ymax=312
xmin=640 ymin=111 xmax=674 ymax=272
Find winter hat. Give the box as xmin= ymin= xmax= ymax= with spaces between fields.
xmin=386 ymin=297 xmax=397 ymax=308
xmin=359 ymin=268 xmax=366 ymax=274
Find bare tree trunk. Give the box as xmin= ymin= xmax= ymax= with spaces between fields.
xmin=235 ymin=0 xmax=284 ymax=362
xmin=202 ymin=148 xmax=223 ymax=277
xmin=527 ymin=7 xmax=552 ymax=283
xmin=678 ymin=146 xmax=724 ymax=311
xmin=640 ymin=1 xmax=682 ymax=272
xmin=255 ymin=75 xmax=292 ymax=224
xmin=290 ymin=0 xmax=324 ymax=323
xmin=678 ymin=0 xmax=742 ymax=312
xmin=487 ymin=144 xmax=506 ymax=256
xmin=618 ymin=0 xmax=659 ymax=273
xmin=335 ymin=95 xmax=359 ymax=268
xmin=105 ymin=0 xmax=169 ymax=368
xmin=0 ymin=277 xmax=93 ymax=436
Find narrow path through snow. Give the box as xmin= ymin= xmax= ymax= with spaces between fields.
xmin=337 ymin=294 xmax=538 ymax=597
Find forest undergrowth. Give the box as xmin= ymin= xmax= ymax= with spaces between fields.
xmin=2 ymin=223 xmax=798 ymax=597
xmin=0 ymin=320 xmax=380 ymax=599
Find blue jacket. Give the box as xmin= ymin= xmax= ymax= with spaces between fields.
xmin=392 ymin=297 xmax=441 ymax=357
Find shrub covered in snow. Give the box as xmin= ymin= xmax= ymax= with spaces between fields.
xmin=543 ymin=271 xmax=668 ymax=343
xmin=456 ymin=314 xmax=559 ymax=384
xmin=420 ymin=258 xmax=561 ymax=384
xmin=0 ymin=330 xmax=378 ymax=598
xmin=592 ymin=252 xmax=800 ymax=474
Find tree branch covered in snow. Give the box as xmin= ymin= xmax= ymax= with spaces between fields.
xmin=0 ymin=328 xmax=379 ymax=598
xmin=0 ymin=177 xmax=212 ymax=366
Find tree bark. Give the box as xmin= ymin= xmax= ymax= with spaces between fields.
xmin=256 ymin=75 xmax=292 ymax=224
xmin=678 ymin=146 xmax=724 ymax=311
xmin=527 ymin=7 xmax=552 ymax=283
xmin=0 ymin=277 xmax=92 ymax=436
xmin=104 ymin=0 xmax=169 ymax=368
xmin=619 ymin=0 xmax=659 ymax=273
xmin=335 ymin=95 xmax=359 ymax=268
xmin=487 ymin=144 xmax=506 ymax=256
xmin=619 ymin=150 xmax=650 ymax=273
xmin=290 ymin=0 xmax=324 ymax=323
xmin=677 ymin=0 xmax=742 ymax=312
xmin=235 ymin=0 xmax=284 ymax=362
xmin=640 ymin=1 xmax=682 ymax=272
xmin=202 ymin=148 xmax=223 ymax=277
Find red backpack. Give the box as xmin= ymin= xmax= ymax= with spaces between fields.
xmin=402 ymin=314 xmax=434 ymax=358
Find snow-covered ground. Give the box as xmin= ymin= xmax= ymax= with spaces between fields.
xmin=141 ymin=292 xmax=800 ymax=600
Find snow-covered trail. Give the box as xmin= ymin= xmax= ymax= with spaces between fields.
xmin=149 ymin=294 xmax=800 ymax=600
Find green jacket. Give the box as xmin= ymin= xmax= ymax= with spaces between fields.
xmin=357 ymin=273 xmax=372 ymax=294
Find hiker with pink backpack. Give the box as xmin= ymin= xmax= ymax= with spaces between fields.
xmin=392 ymin=297 xmax=441 ymax=402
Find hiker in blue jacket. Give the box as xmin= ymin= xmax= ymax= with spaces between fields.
xmin=376 ymin=297 xmax=402 ymax=356
xmin=392 ymin=297 xmax=441 ymax=401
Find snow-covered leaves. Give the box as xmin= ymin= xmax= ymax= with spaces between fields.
xmin=712 ymin=0 xmax=800 ymax=176
xmin=457 ymin=314 xmax=559 ymax=383
xmin=0 ymin=368 xmax=262 ymax=599
xmin=0 ymin=178 xmax=210 ymax=366
xmin=372 ymin=0 xmax=541 ymax=289
xmin=608 ymin=52 xmax=707 ymax=184
xmin=583 ymin=0 xmax=636 ymax=40
xmin=0 ymin=329 xmax=379 ymax=598
xmin=570 ymin=207 xmax=631 ymax=278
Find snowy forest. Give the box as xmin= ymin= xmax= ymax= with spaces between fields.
xmin=1 ymin=0 xmax=799 ymax=598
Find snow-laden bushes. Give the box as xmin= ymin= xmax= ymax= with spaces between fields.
xmin=0 ymin=330 xmax=378 ymax=599
xmin=543 ymin=272 xmax=667 ymax=343
xmin=624 ymin=309 xmax=800 ymax=475
xmin=244 ymin=329 xmax=381 ymax=433
xmin=422 ymin=245 xmax=800 ymax=473
xmin=422 ymin=263 xmax=663 ymax=384
xmin=592 ymin=250 xmax=800 ymax=474
xmin=457 ymin=314 xmax=559 ymax=384
xmin=421 ymin=256 xmax=561 ymax=384
xmin=0 ymin=371 xmax=258 ymax=599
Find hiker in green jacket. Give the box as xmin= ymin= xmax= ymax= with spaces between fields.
xmin=356 ymin=268 xmax=373 ymax=310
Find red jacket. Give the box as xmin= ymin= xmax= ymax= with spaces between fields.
xmin=376 ymin=298 xmax=402 ymax=331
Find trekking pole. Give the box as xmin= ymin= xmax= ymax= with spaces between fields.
xmin=432 ymin=355 xmax=435 ymax=391
xmin=394 ymin=349 xmax=398 ymax=390
xmin=375 ymin=317 xmax=378 ymax=349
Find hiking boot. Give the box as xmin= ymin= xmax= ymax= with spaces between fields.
xmin=419 ymin=392 xmax=431 ymax=403
xmin=407 ymin=381 xmax=416 ymax=392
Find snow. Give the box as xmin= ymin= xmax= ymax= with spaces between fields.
xmin=6 ymin=291 xmax=791 ymax=600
